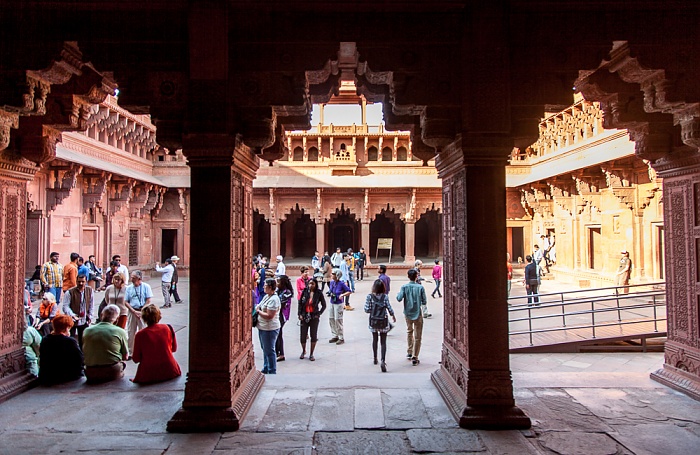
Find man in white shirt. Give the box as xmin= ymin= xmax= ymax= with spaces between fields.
xmin=275 ymin=255 xmax=286 ymax=277
xmin=112 ymin=254 xmax=129 ymax=278
xmin=155 ymin=258 xmax=175 ymax=308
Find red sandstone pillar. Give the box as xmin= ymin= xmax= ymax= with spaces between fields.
xmin=431 ymin=143 xmax=530 ymax=429
xmin=650 ymin=158 xmax=700 ymax=400
xmin=404 ymin=221 xmax=416 ymax=264
xmin=168 ymin=135 xmax=263 ymax=432
xmin=316 ymin=220 xmax=325 ymax=256
xmin=0 ymin=153 xmax=38 ymax=403
xmin=270 ymin=221 xmax=280 ymax=263
xmin=361 ymin=221 xmax=370 ymax=265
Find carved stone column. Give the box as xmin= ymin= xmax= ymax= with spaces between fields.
xmin=431 ymin=141 xmax=530 ymax=429
xmin=0 ymin=151 xmax=39 ymax=403
xmin=650 ymin=153 xmax=700 ymax=400
xmin=316 ymin=220 xmax=326 ymax=256
xmin=361 ymin=222 xmax=370 ymax=265
xmin=270 ymin=221 xmax=281 ymax=263
xmin=168 ymin=134 xmax=263 ymax=432
xmin=404 ymin=222 xmax=416 ymax=264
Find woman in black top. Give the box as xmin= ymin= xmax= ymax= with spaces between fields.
xmin=39 ymin=314 xmax=84 ymax=385
xmin=298 ymin=279 xmax=326 ymax=361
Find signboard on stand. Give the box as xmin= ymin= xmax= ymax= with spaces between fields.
xmin=376 ymin=238 xmax=394 ymax=263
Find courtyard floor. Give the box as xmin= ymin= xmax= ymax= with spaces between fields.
xmin=0 ymin=272 xmax=698 ymax=454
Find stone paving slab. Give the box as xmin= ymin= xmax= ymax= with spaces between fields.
xmin=610 ymin=423 xmax=700 ymax=455
xmin=216 ymin=431 xmax=314 ymax=454
xmin=565 ymin=388 xmax=669 ymax=425
xmin=475 ymin=430 xmax=542 ymax=455
xmin=532 ymin=389 xmax=614 ymax=433
xmin=354 ymin=388 xmax=385 ymax=429
xmin=537 ymin=431 xmax=623 ymax=455
xmin=314 ymin=430 xmax=411 ymax=455
xmin=405 ymin=429 xmax=486 ymax=453
xmin=382 ymin=389 xmax=432 ymax=430
xmin=419 ymin=387 xmax=460 ymax=429
xmin=257 ymin=389 xmax=315 ymax=432
xmin=239 ymin=388 xmax=277 ymax=432
xmin=309 ymin=389 xmax=355 ymax=431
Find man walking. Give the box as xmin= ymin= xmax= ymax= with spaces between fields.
xmin=431 ymin=259 xmax=442 ymax=298
xmin=377 ymin=264 xmax=391 ymax=296
xmin=170 ymin=255 xmax=184 ymax=304
xmin=62 ymin=252 xmax=80 ymax=292
xmin=155 ymin=258 xmax=175 ymax=308
xmin=40 ymin=252 xmax=63 ymax=301
xmin=397 ymin=268 xmax=427 ymax=366
xmin=61 ymin=275 xmax=94 ymax=348
xmin=524 ymin=255 xmax=539 ymax=305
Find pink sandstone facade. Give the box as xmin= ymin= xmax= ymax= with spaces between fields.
xmin=0 ymin=2 xmax=698 ymax=433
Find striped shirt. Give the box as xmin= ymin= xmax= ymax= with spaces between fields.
xmin=41 ymin=261 xmax=63 ymax=288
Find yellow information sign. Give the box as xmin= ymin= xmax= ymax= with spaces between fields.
xmin=376 ymin=238 xmax=394 ymax=263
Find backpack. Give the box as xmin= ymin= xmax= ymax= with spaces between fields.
xmin=369 ymin=295 xmax=388 ymax=329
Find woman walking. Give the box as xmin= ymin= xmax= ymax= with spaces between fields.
xmin=275 ymin=275 xmax=294 ymax=362
xmin=298 ymin=279 xmax=326 ymax=361
xmin=255 ymin=278 xmax=281 ymax=374
xmin=364 ymin=279 xmax=396 ymax=372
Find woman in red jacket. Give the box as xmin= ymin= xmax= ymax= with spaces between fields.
xmin=131 ymin=304 xmax=181 ymax=384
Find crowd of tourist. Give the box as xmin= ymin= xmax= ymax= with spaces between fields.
xmin=22 ymin=251 xmax=182 ymax=387
xmin=252 ymin=249 xmax=440 ymax=374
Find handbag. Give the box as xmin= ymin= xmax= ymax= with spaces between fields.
xmin=252 ymin=310 xmax=259 ymax=328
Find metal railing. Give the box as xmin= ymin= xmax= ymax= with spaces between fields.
xmin=508 ymin=282 xmax=666 ymax=347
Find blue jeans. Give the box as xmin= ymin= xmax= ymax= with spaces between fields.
xmin=47 ymin=286 xmax=61 ymax=302
xmin=347 ymin=271 xmax=355 ymax=292
xmin=258 ymin=328 xmax=279 ymax=374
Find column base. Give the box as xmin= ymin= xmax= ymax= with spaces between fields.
xmin=0 ymin=350 xmax=38 ymax=404
xmin=167 ymin=369 xmax=264 ymax=432
xmin=432 ymin=367 xmax=531 ymax=430
xmin=404 ymin=255 xmax=416 ymax=265
xmin=651 ymin=365 xmax=700 ymax=401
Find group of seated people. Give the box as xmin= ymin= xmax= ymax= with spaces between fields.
xmin=24 ymin=302 xmax=181 ymax=386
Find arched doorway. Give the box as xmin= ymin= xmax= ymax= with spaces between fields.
xmin=328 ymin=204 xmax=360 ymax=252
xmin=370 ymin=207 xmax=405 ymax=260
xmin=253 ymin=210 xmax=271 ymax=258
xmin=280 ymin=206 xmax=316 ymax=259
xmin=415 ymin=208 xmax=442 ymax=258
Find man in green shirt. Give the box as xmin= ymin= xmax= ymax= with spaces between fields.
xmin=82 ymin=304 xmax=129 ymax=383
xmin=396 ymin=268 xmax=427 ymax=366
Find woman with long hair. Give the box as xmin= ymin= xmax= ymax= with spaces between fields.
xmin=364 ymin=279 xmax=396 ymax=372
xmin=275 ymin=274 xmax=294 ymax=362
xmin=298 ymin=278 xmax=326 ymax=361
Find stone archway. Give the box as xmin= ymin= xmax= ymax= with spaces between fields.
xmin=253 ymin=210 xmax=271 ymax=258
xmin=2 ymin=1 xmax=699 ymax=435
xmin=415 ymin=208 xmax=442 ymax=258
xmin=328 ymin=204 xmax=360 ymax=253
xmin=370 ymin=207 xmax=405 ymax=260
xmin=280 ymin=205 xmax=316 ymax=259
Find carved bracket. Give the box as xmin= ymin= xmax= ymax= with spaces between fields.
xmin=108 ymin=179 xmax=135 ymax=217
xmin=177 ymin=188 xmax=188 ymax=220
xmin=129 ymin=183 xmax=154 ymax=218
xmin=82 ymin=171 xmax=112 ymax=214
xmin=46 ymin=165 xmax=82 ymax=212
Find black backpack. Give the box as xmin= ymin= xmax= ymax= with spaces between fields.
xmin=369 ymin=295 xmax=388 ymax=329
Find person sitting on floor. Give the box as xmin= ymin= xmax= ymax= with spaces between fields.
xmin=39 ymin=314 xmax=84 ymax=385
xmin=82 ymin=304 xmax=129 ymax=384
xmin=131 ymin=304 xmax=181 ymax=384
